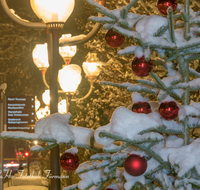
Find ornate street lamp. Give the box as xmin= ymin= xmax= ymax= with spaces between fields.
xmin=58 ymin=64 xmax=82 ymax=94
xmin=0 ymin=0 xmax=105 ymax=189
xmin=83 ymin=53 xmax=102 ymax=82
xmin=32 ymin=43 xmax=49 ymax=76
xmin=59 ymin=34 xmax=77 ymax=65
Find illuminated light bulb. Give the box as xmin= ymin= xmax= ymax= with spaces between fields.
xmin=83 ymin=53 xmax=102 ymax=80
xmin=42 ymin=90 xmax=50 ymax=105
xmin=31 ymin=0 xmax=75 ymax=23
xmin=35 ymin=96 xmax=40 ymax=111
xmin=59 ymin=34 xmax=77 ymax=65
xmin=32 ymin=43 xmax=49 ymax=71
xmin=58 ymin=64 xmax=82 ymax=93
xmin=33 ymin=141 xmax=38 ymax=145
xmin=58 ymin=99 xmax=67 ymax=114
xmin=36 ymin=108 xmax=44 ymax=119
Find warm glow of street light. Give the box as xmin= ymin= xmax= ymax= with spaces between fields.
xmin=59 ymin=34 xmax=77 ymax=65
xmin=36 ymin=106 xmax=50 ymax=119
xmin=58 ymin=64 xmax=82 ymax=93
xmin=30 ymin=0 xmax=75 ymax=23
xmin=32 ymin=43 xmax=49 ymax=70
xmin=58 ymin=99 xmax=67 ymax=114
xmin=35 ymin=96 xmax=40 ymax=111
xmin=42 ymin=89 xmax=50 ymax=105
xmin=83 ymin=53 xmax=102 ymax=78
xmin=33 ymin=140 xmax=38 ymax=145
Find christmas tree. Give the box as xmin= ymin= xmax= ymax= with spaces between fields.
xmin=2 ymin=0 xmax=200 ymax=189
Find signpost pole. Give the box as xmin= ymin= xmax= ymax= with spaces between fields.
xmin=0 ymin=84 xmax=6 ymax=190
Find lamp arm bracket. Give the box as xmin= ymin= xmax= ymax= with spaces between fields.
xmin=0 ymin=0 xmax=46 ymax=29
xmin=71 ymin=82 xmax=94 ymax=102
xmin=59 ymin=22 xmax=101 ymax=46
xmin=1 ymin=0 xmax=102 ymax=42
xmin=42 ymin=74 xmax=50 ymax=89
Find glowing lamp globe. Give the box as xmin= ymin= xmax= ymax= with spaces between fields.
xmin=58 ymin=64 xmax=82 ymax=93
xmin=30 ymin=0 xmax=75 ymax=23
xmin=83 ymin=53 xmax=102 ymax=79
xmin=58 ymin=99 xmax=67 ymax=114
xmin=42 ymin=90 xmax=50 ymax=105
xmin=59 ymin=34 xmax=77 ymax=65
xmin=35 ymin=96 xmax=40 ymax=111
xmin=33 ymin=141 xmax=38 ymax=145
xmin=32 ymin=43 xmax=49 ymax=72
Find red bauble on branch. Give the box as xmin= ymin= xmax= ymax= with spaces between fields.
xmin=132 ymin=102 xmax=151 ymax=114
xmin=132 ymin=56 xmax=153 ymax=77
xmin=60 ymin=152 xmax=80 ymax=172
xmin=105 ymin=29 xmax=125 ymax=48
xmin=159 ymin=101 xmax=179 ymax=120
xmin=157 ymin=0 xmax=177 ymax=15
xmin=124 ymin=154 xmax=147 ymax=176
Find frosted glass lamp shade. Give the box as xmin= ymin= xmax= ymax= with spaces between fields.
xmin=58 ymin=64 xmax=82 ymax=93
xmin=30 ymin=0 xmax=41 ymax=19
xmin=83 ymin=62 xmax=101 ymax=77
xmin=35 ymin=96 xmax=40 ymax=111
xmin=32 ymin=43 xmax=49 ymax=70
xmin=58 ymin=99 xmax=67 ymax=114
xmin=83 ymin=53 xmax=102 ymax=77
xmin=59 ymin=46 xmax=77 ymax=59
xmin=33 ymin=141 xmax=38 ymax=145
xmin=30 ymin=0 xmax=75 ymax=23
xmin=59 ymin=34 xmax=77 ymax=58
xmin=42 ymin=90 xmax=50 ymax=105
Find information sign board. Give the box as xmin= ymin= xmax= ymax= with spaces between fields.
xmin=6 ymin=96 xmax=35 ymax=133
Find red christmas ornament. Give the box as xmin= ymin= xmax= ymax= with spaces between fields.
xmin=132 ymin=102 xmax=151 ymax=114
xmin=159 ymin=101 xmax=179 ymax=120
xmin=132 ymin=56 xmax=153 ymax=77
xmin=60 ymin=152 xmax=80 ymax=172
xmin=157 ymin=0 xmax=177 ymax=15
xmin=124 ymin=154 xmax=147 ymax=176
xmin=105 ymin=29 xmax=125 ymax=48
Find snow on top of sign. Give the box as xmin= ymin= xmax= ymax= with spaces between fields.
xmin=2 ymin=113 xmax=94 ymax=147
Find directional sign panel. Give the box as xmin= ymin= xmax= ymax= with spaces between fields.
xmin=6 ymin=96 xmax=35 ymax=133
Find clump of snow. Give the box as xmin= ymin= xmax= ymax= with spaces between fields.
xmin=59 ymin=34 xmax=86 ymax=43
xmin=136 ymin=15 xmax=168 ymax=39
xmin=159 ymin=139 xmax=200 ymax=177
xmin=132 ymin=92 xmax=147 ymax=103
xmin=165 ymin=135 xmax=184 ymax=148
xmin=106 ymin=183 xmax=119 ymax=190
xmin=94 ymin=124 xmax=114 ymax=146
xmin=159 ymin=95 xmax=178 ymax=106
xmin=65 ymin=147 xmax=78 ymax=154
xmin=162 ymin=75 xmax=182 ymax=88
xmin=110 ymin=107 xmax=160 ymax=141
xmin=68 ymin=125 xmax=94 ymax=146
xmin=162 ymin=120 xmax=183 ymax=132
xmin=35 ymin=113 xmax=94 ymax=146
xmin=30 ymin=145 xmax=43 ymax=151
xmin=78 ymin=169 xmax=107 ymax=189
xmin=191 ymin=100 xmax=200 ymax=110
xmin=90 ymin=153 xmax=111 ymax=160
xmin=1 ymin=131 xmax=38 ymax=139
xmin=134 ymin=46 xmax=143 ymax=58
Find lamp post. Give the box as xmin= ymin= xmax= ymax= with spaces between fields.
xmin=0 ymin=0 xmax=104 ymax=189
xmin=30 ymin=2 xmax=76 ymax=189
xmin=0 ymin=83 xmax=6 ymax=190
